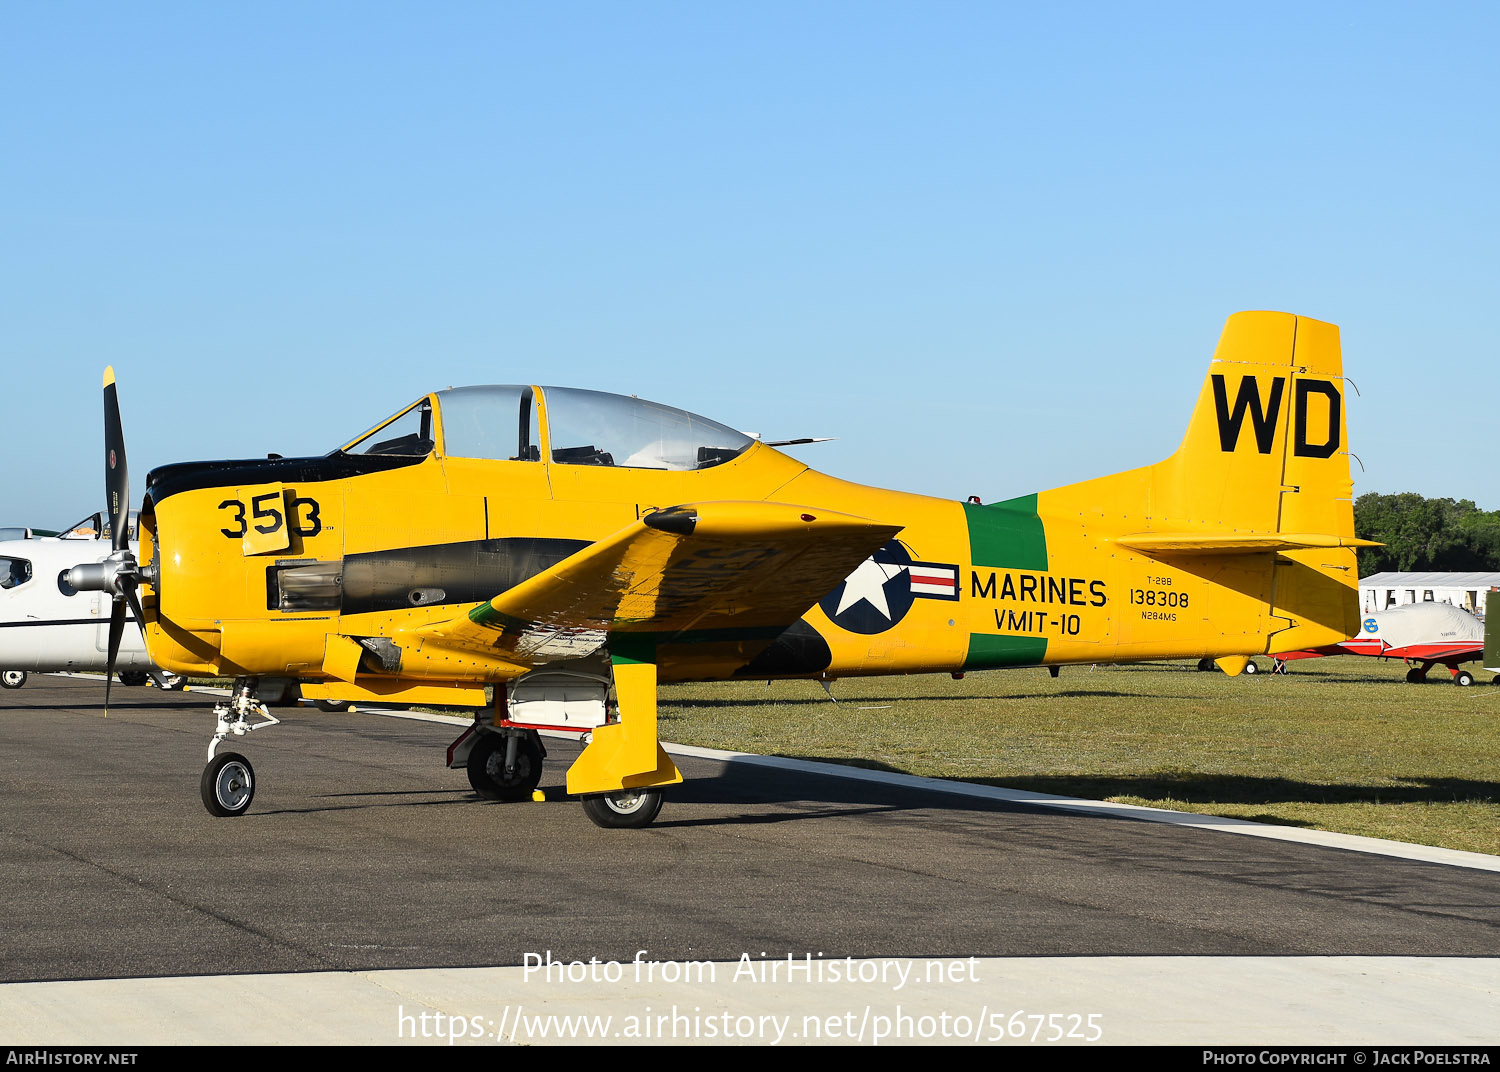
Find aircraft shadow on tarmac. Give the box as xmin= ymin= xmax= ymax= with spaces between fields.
xmin=238 ymin=750 xmax=1500 ymax=830
xmin=668 ymin=690 xmax=1156 ymax=707
xmin=644 ymin=762 xmax=1500 ymax=832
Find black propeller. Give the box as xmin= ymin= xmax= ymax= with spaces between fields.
xmin=67 ymin=367 xmax=145 ymax=710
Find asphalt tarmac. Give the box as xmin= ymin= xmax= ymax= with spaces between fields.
xmin=3 ymin=675 xmax=1498 ymax=1045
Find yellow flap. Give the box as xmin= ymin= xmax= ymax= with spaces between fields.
xmin=412 ymin=501 xmax=900 ymax=665
xmin=322 ymin=634 xmax=365 ymax=682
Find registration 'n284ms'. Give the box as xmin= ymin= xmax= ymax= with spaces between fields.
xmin=65 ymin=311 xmax=1372 ymax=827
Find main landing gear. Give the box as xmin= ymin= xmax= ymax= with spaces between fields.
xmin=195 ymin=655 xmax=684 ymax=828
xmin=1405 ymin=661 xmax=1477 ymax=686
xmin=447 ymin=652 xmax=683 ymax=828
xmin=199 ymin=678 xmax=279 ymax=817
xmin=467 ymin=730 xmax=545 ymax=802
xmin=581 ymin=787 xmax=665 ymax=828
xmin=453 ymin=719 xmax=670 ymax=828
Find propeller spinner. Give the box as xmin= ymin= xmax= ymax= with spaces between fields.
xmin=66 ymin=367 xmax=150 ymax=709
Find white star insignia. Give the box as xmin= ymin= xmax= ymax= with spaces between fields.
xmin=835 ymin=558 xmax=908 ymax=619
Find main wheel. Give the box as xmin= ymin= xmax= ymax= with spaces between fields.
xmin=1 ymin=670 xmax=25 ymax=689
xmin=1405 ymin=666 xmax=1428 ymax=684
xmin=201 ymin=752 xmax=255 ymax=817
xmin=315 ymin=698 xmax=350 ymax=711
xmin=1455 ymin=670 xmax=1475 ymax=687
xmin=581 ymin=788 xmax=664 ymax=829
xmin=1196 ymin=658 xmax=1215 ymax=672
xmin=467 ymin=732 xmax=543 ymax=802
xmin=117 ymin=671 xmax=149 ymax=687
xmin=1242 ymin=660 xmax=1259 ymax=675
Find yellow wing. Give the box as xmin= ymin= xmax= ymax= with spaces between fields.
xmin=411 ymin=501 xmax=901 ymax=666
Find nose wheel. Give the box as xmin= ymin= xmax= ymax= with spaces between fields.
xmin=201 ymin=752 xmax=256 ymax=817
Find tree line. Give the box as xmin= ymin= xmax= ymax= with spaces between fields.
xmin=1353 ymin=493 xmax=1500 ymax=574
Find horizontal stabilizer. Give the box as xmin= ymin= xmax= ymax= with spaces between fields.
xmin=1114 ymin=532 xmax=1381 ymax=555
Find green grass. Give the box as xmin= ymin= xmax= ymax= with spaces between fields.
xmin=657 ymin=658 xmax=1500 ymax=856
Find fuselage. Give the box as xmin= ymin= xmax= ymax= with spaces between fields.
xmin=0 ymin=536 xmax=152 ymax=672
xmin=134 ymin=377 xmax=1354 ymax=700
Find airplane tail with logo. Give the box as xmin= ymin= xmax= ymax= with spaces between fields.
xmin=1038 ymin=310 xmax=1371 ymax=663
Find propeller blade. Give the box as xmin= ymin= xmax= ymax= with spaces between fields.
xmin=121 ymin=582 xmax=148 ymax=649
xmin=103 ymin=367 xmax=130 ymax=553
xmin=105 ymin=595 xmax=126 ymax=709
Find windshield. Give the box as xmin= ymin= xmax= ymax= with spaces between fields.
xmin=339 ymin=400 xmax=435 ymax=457
xmin=54 ymin=512 xmax=133 ymax=541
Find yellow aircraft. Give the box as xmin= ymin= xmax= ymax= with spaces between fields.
xmin=70 ymin=310 xmax=1371 ymax=827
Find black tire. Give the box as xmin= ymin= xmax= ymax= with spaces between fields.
xmin=1196 ymin=658 xmax=1215 ymax=672
xmin=467 ymin=731 xmax=543 ymax=802
xmin=315 ymin=698 xmax=350 ymax=711
xmin=117 ymin=671 xmax=149 ymax=687
xmin=201 ymin=752 xmax=255 ymax=817
xmin=581 ymin=787 xmax=664 ymax=829
xmin=1405 ymin=667 xmax=1428 ymax=684
xmin=1242 ymin=660 xmax=1259 ymax=676
xmin=1455 ymin=670 xmax=1475 ymax=687
xmin=0 ymin=670 xmax=25 ymax=689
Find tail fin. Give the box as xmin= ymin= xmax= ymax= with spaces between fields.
xmin=1154 ymin=310 xmax=1358 ymax=542
xmin=1040 ymin=311 xmax=1368 ymax=660
xmin=1152 ymin=312 xmax=1371 ymax=655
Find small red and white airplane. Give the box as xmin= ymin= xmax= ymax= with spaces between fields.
xmin=1278 ymin=601 xmax=1492 ymax=685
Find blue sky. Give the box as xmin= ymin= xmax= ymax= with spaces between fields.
xmin=3 ymin=2 xmax=1496 ymax=525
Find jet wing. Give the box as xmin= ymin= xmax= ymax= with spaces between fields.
xmin=412 ymin=502 xmax=901 ymax=665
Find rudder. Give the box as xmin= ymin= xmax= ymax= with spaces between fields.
xmin=1157 ymin=311 xmax=1353 ymax=539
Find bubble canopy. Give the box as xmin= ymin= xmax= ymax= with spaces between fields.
xmin=338 ymin=386 xmax=754 ymax=471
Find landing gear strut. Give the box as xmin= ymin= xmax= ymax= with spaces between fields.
xmin=200 ymin=678 xmax=279 ymax=817
xmin=564 ymin=645 xmax=681 ymax=828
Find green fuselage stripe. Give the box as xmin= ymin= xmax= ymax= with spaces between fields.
xmin=963 ymin=494 xmax=1048 ymax=570
xmin=964 ymin=633 xmax=1048 ymax=669
xmin=963 ymin=494 xmax=1050 ymax=669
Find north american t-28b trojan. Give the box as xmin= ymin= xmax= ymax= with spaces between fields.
xmin=71 ymin=311 xmax=1371 ymax=827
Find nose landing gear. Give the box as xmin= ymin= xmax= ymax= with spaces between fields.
xmin=200 ymin=678 xmax=279 ymax=817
